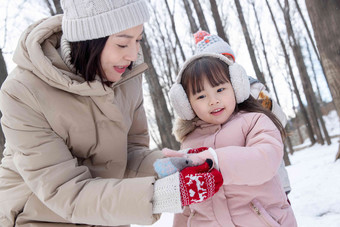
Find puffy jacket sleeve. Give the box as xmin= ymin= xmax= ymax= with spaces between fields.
xmin=216 ymin=113 xmax=283 ymax=186
xmin=0 ymin=78 xmax=159 ymax=226
xmin=125 ymin=76 xmax=163 ymax=178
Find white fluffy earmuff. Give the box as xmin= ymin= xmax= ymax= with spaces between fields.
xmin=169 ymin=53 xmax=250 ymax=120
xmin=169 ymin=84 xmax=196 ymax=120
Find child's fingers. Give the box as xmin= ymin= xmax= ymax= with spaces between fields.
xmin=187 ymin=154 xmax=206 ymax=166
xmin=162 ymin=148 xmax=185 ymax=157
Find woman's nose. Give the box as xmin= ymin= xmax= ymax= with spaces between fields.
xmin=124 ymin=44 xmax=139 ymax=62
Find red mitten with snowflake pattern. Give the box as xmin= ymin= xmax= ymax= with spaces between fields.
xmin=179 ymin=159 xmax=223 ymax=206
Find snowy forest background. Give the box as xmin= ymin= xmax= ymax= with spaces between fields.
xmin=0 ymin=0 xmax=340 ymax=226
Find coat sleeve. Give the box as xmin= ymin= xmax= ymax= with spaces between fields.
xmin=125 ymin=84 xmax=164 ymax=178
xmin=0 ymin=78 xmax=159 ymax=226
xmin=216 ymin=114 xmax=283 ymax=186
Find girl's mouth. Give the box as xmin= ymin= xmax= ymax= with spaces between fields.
xmin=210 ymin=108 xmax=224 ymax=116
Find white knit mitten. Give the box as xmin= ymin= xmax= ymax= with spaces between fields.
xmin=152 ymin=172 xmax=182 ymax=214
xmin=153 ymin=161 xmax=223 ymax=214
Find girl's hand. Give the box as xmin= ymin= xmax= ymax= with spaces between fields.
xmin=162 ymin=148 xmax=189 ymax=157
xmin=162 ymin=147 xmax=209 ymax=157
xmin=162 ymin=147 xmax=219 ymax=170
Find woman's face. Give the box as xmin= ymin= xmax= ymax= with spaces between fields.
xmin=100 ymin=24 xmax=144 ymax=82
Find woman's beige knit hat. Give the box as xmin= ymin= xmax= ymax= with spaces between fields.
xmin=61 ymin=0 xmax=150 ymax=42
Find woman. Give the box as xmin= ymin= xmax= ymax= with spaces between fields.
xmin=0 ymin=0 xmax=224 ymax=226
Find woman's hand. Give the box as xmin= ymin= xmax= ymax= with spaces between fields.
xmin=152 ymin=160 xmax=223 ymax=214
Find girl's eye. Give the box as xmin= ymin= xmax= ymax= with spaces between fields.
xmin=197 ymin=95 xmax=205 ymax=99
xmin=217 ymin=88 xmax=225 ymax=92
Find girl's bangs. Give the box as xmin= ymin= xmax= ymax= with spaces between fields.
xmin=182 ymin=57 xmax=231 ymax=95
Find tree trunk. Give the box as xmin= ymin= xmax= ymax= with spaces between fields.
xmin=234 ymin=0 xmax=266 ymax=86
xmin=147 ymin=5 xmax=177 ymax=92
xmin=141 ymin=35 xmax=180 ymax=150
xmin=44 ymin=0 xmax=62 ymax=15
xmin=279 ymin=0 xmax=324 ymax=145
xmin=209 ymin=0 xmax=229 ymax=43
xmin=0 ymin=48 xmax=7 ymax=86
xmin=284 ymin=143 xmax=292 ymax=164
xmin=305 ymin=38 xmax=322 ymax=103
xmin=251 ymin=1 xmax=280 ymax=104
xmin=164 ymin=0 xmax=186 ymax=61
xmin=305 ymin=0 xmax=340 ymax=119
xmin=284 ymin=122 xmax=294 ymax=156
xmin=192 ymin=0 xmax=210 ymax=32
xmin=336 ymin=143 xmax=340 ymax=161
xmin=0 ymin=48 xmax=8 ymax=159
xmin=265 ymin=0 xmax=316 ymax=145
xmin=313 ymin=100 xmax=331 ymax=145
xmin=44 ymin=0 xmax=55 ymax=16
xmin=182 ymin=0 xmax=199 ymax=34
xmin=294 ymin=0 xmax=331 ymax=89
xmin=305 ymin=0 xmax=340 ymax=159
xmin=52 ymin=0 xmax=63 ymax=14
xmin=288 ymin=72 xmax=304 ymax=145
xmin=305 ymin=39 xmax=331 ymax=145
xmin=293 ymin=108 xmax=304 ymax=144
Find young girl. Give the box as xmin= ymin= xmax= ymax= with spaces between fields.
xmin=193 ymin=30 xmax=292 ymax=195
xmin=166 ymin=53 xmax=297 ymax=226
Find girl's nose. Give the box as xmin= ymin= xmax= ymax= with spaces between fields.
xmin=209 ymin=98 xmax=220 ymax=106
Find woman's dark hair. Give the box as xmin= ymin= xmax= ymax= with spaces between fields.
xmin=181 ymin=57 xmax=286 ymax=140
xmin=70 ymin=37 xmax=109 ymax=85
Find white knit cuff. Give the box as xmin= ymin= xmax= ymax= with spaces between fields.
xmin=207 ymin=148 xmax=219 ymax=170
xmin=152 ymin=172 xmax=183 ymax=214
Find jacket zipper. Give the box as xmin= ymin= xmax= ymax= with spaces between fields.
xmin=187 ymin=210 xmax=196 ymax=227
xmin=250 ymin=202 xmax=272 ymax=227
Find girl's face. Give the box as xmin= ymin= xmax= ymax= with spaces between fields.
xmin=189 ymin=77 xmax=236 ymax=125
xmin=100 ymin=24 xmax=144 ymax=82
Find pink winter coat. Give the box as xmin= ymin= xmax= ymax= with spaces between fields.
xmin=173 ymin=112 xmax=297 ymax=227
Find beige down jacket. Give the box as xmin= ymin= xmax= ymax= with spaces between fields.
xmin=0 ymin=15 xmax=162 ymax=227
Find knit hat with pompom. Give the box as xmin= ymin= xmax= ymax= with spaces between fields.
xmin=194 ymin=30 xmax=236 ymax=62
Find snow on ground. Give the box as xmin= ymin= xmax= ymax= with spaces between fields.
xmin=133 ymin=111 xmax=340 ymax=227
xmin=288 ymin=137 xmax=340 ymax=227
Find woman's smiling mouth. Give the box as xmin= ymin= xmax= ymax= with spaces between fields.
xmin=114 ymin=65 xmax=129 ymax=74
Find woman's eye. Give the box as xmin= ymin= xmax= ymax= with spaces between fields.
xmin=136 ymin=38 xmax=143 ymax=43
xmin=217 ymin=88 xmax=225 ymax=92
xmin=117 ymin=44 xmax=127 ymax=48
